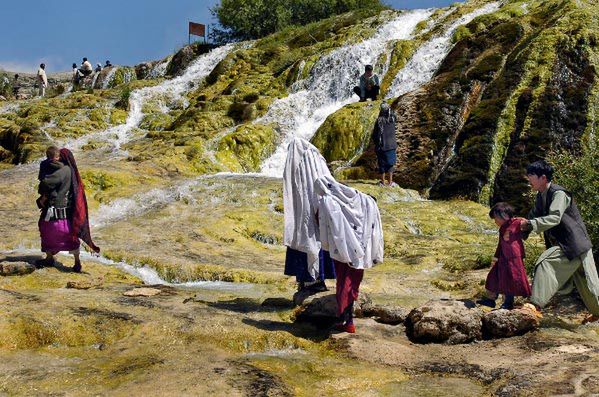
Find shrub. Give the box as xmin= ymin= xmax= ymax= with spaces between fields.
xmin=210 ymin=0 xmax=384 ymax=42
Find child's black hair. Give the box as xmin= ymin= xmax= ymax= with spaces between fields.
xmin=489 ymin=202 xmax=515 ymax=220
xmin=526 ymin=160 xmax=554 ymax=181
xmin=46 ymin=145 xmax=59 ymax=159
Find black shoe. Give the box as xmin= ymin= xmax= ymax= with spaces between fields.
xmin=476 ymin=298 xmax=496 ymax=308
xmin=306 ymin=280 xmax=328 ymax=292
xmin=499 ymin=302 xmax=514 ymax=310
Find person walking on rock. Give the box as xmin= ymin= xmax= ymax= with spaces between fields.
xmin=37 ymin=148 xmax=100 ymax=272
xmin=36 ymin=63 xmax=48 ymax=97
xmin=477 ymin=202 xmax=531 ymax=310
xmin=353 ymin=64 xmax=380 ymax=102
xmin=372 ymin=102 xmax=398 ymax=187
xmin=521 ymin=160 xmax=599 ymax=322
xmin=315 ymin=175 xmax=384 ymax=333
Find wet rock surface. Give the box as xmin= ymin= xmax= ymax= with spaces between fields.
xmin=482 ymin=307 xmax=541 ymax=338
xmin=405 ymin=299 xmax=483 ymax=344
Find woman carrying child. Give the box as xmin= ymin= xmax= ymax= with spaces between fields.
xmin=478 ymin=202 xmax=531 ymax=309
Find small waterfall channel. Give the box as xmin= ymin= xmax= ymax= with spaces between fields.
xmin=258 ymin=9 xmax=434 ymax=177
xmin=385 ymin=2 xmax=501 ymax=98
xmin=66 ymin=44 xmax=236 ymax=153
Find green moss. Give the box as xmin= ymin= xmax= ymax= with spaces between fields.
xmin=216 ymin=123 xmax=277 ymax=172
xmin=311 ymin=102 xmax=379 ymax=165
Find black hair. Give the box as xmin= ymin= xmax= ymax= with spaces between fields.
xmin=489 ymin=202 xmax=514 ymax=220
xmin=365 ymin=64 xmax=373 ymax=71
xmin=72 ymin=63 xmax=77 ymax=68
xmin=40 ymin=63 xmax=45 ymax=68
xmin=526 ymin=160 xmax=553 ymax=181
xmin=83 ymin=57 xmax=88 ymax=62
xmin=14 ymin=74 xmax=19 ymax=79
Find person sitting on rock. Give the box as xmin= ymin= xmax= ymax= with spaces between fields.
xmin=520 ymin=160 xmax=599 ymax=322
xmin=477 ymin=202 xmax=531 ymax=310
xmin=95 ymin=63 xmax=102 ymax=73
xmin=79 ymin=57 xmax=93 ymax=77
xmin=353 ymin=64 xmax=380 ymax=102
xmin=372 ymin=102 xmax=398 ymax=187
xmin=105 ymin=60 xmax=112 ymax=68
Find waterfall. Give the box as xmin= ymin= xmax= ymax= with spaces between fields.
xmin=101 ymin=67 xmax=118 ymax=89
xmin=385 ymin=2 xmax=501 ymax=98
xmin=257 ymin=9 xmax=433 ymax=177
xmin=148 ymin=59 xmax=169 ymax=79
xmin=66 ymin=44 xmax=236 ymax=153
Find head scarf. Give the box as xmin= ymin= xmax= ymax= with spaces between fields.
xmin=377 ymin=102 xmax=396 ymax=129
xmin=59 ymin=148 xmax=100 ymax=253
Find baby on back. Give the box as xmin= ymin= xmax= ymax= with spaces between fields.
xmin=36 ymin=146 xmax=62 ymax=209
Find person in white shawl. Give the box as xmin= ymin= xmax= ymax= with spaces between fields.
xmin=283 ymin=138 xmax=336 ymax=291
xmin=314 ymin=175 xmax=384 ymax=333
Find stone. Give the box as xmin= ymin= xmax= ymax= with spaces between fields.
xmin=0 ymin=261 xmax=35 ymax=276
xmin=405 ymin=300 xmax=482 ymax=344
xmin=66 ymin=280 xmax=93 ymax=290
xmin=294 ymin=292 xmax=370 ymax=324
xmin=482 ymin=307 xmax=540 ymax=338
xmin=357 ymin=303 xmax=408 ymax=325
xmin=0 ymin=95 xmax=6 ymax=101
xmin=123 ymin=287 xmax=162 ymax=297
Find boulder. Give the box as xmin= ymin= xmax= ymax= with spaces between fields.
xmin=134 ymin=61 xmax=157 ymax=80
xmin=356 ymin=303 xmax=408 ymax=325
xmin=482 ymin=307 xmax=540 ymax=338
xmin=166 ymin=43 xmax=218 ymax=76
xmin=405 ymin=300 xmax=482 ymax=344
xmin=123 ymin=287 xmax=162 ymax=297
xmin=294 ymin=292 xmax=370 ymax=324
xmin=0 ymin=261 xmax=35 ymax=276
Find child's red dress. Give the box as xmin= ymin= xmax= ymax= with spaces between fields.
xmin=485 ymin=218 xmax=532 ymax=297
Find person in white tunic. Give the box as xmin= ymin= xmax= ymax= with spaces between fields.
xmin=36 ymin=64 xmax=48 ymax=97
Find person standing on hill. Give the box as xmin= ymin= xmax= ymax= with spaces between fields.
xmin=37 ymin=63 xmax=48 ymax=97
xmin=371 ymin=102 xmax=398 ymax=187
xmin=520 ymin=160 xmax=599 ymax=323
xmin=12 ymin=74 xmax=20 ymax=98
xmin=353 ymin=64 xmax=380 ymax=102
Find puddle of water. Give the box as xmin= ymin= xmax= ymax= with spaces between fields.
xmin=381 ymin=376 xmax=485 ymax=397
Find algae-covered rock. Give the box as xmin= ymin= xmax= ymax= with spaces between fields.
xmin=405 ymin=300 xmax=482 ymax=344
xmin=216 ymin=123 xmax=278 ymax=172
xmin=312 ymin=101 xmax=379 ymax=164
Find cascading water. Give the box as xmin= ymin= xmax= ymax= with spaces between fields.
xmin=66 ymin=44 xmax=236 ymax=153
xmin=101 ymin=67 xmax=118 ymax=89
xmin=258 ymin=9 xmax=433 ymax=177
xmin=385 ymin=2 xmax=501 ymax=98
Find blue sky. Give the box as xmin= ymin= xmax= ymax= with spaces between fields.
xmin=0 ymin=0 xmax=463 ymax=73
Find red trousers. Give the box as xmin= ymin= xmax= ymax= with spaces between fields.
xmin=334 ymin=260 xmax=364 ymax=316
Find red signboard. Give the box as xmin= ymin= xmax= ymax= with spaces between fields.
xmin=189 ymin=22 xmax=206 ymax=37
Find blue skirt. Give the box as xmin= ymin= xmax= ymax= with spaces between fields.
xmin=376 ymin=149 xmax=397 ymax=173
xmin=284 ymin=247 xmax=336 ymax=282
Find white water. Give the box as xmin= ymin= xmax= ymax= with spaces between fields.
xmin=258 ymin=9 xmax=433 ymax=177
xmin=101 ymin=67 xmax=118 ymax=89
xmin=385 ymin=2 xmax=501 ymax=98
xmin=66 ymin=44 xmax=235 ymax=153
xmin=147 ymin=59 xmax=169 ymax=79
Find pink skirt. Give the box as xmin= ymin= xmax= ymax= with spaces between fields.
xmin=39 ymin=218 xmax=80 ymax=253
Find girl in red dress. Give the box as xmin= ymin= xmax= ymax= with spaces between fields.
xmin=477 ymin=202 xmax=532 ymax=309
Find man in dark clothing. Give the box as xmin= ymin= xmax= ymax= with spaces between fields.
xmin=520 ymin=160 xmax=599 ymax=322
xmin=353 ymin=64 xmax=380 ymax=102
xmin=12 ymin=74 xmax=20 ymax=98
xmin=371 ymin=102 xmax=398 ymax=186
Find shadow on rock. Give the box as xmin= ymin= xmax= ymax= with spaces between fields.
xmin=242 ymin=318 xmax=330 ymax=342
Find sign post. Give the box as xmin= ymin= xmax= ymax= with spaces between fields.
xmin=189 ymin=22 xmax=207 ymax=44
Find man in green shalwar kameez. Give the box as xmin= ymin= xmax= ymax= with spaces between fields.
xmin=521 ymin=160 xmax=599 ymax=321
